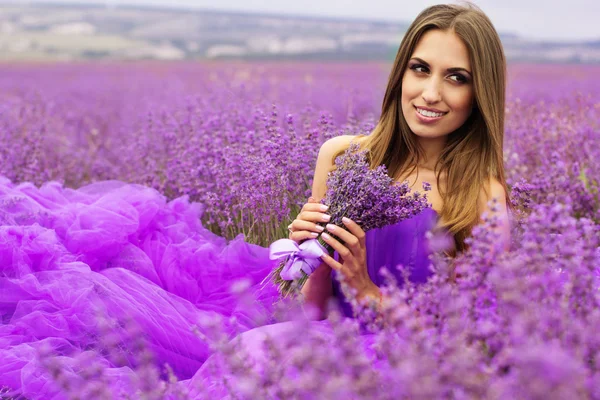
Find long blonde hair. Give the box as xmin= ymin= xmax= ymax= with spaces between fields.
xmin=335 ymin=2 xmax=510 ymax=253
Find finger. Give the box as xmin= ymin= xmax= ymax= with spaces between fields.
xmin=298 ymin=210 xmax=331 ymax=224
xmin=320 ymin=232 xmax=351 ymax=260
xmin=324 ymin=224 xmax=360 ymax=252
xmin=301 ymin=202 xmax=329 ymax=213
xmin=290 ymin=219 xmax=326 ymax=233
xmin=320 ymin=253 xmax=342 ymax=271
xmin=341 ymin=217 xmax=366 ymax=246
xmin=289 ymin=230 xmax=319 ymax=242
xmin=321 ymin=254 xmax=355 ymax=284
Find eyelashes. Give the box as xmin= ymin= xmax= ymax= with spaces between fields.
xmin=408 ymin=64 xmax=469 ymax=84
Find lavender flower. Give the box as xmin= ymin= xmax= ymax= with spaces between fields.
xmin=267 ymin=141 xmax=431 ymax=297
xmin=0 ymin=61 xmax=599 ymax=399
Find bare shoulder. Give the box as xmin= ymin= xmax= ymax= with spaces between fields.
xmin=478 ymin=177 xmax=511 ymax=249
xmin=489 ymin=177 xmax=506 ymax=198
xmin=315 ymin=134 xmax=362 ymax=170
xmin=312 ymin=135 xmax=359 ymax=200
xmin=478 ymin=177 xmax=508 ymax=215
xmin=317 ymin=134 xmax=357 ymax=158
xmin=487 ymin=177 xmax=507 ymax=203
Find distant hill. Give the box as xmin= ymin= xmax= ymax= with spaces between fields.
xmin=0 ymin=2 xmax=598 ymax=63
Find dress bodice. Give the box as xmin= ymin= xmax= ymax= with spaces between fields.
xmin=331 ymin=207 xmax=439 ymax=318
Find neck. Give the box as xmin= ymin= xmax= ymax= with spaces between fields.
xmin=416 ymin=135 xmax=447 ymax=170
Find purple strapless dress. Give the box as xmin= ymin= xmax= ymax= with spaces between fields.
xmin=331 ymin=207 xmax=438 ymax=319
xmin=0 ymin=176 xmax=438 ymax=399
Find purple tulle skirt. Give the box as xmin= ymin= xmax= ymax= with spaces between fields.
xmin=0 ymin=177 xmax=437 ymax=399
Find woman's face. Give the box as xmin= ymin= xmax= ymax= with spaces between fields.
xmin=401 ymin=29 xmax=475 ymax=140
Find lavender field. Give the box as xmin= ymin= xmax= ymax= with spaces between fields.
xmin=1 ymin=61 xmax=599 ymax=399
xmin=3 ymin=62 xmax=598 ymax=244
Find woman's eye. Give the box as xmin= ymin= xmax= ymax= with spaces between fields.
xmin=411 ymin=65 xmax=428 ymax=73
xmin=450 ymin=74 xmax=467 ymax=83
xmin=411 ymin=64 xmax=467 ymax=84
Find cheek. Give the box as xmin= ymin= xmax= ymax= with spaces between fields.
xmin=400 ymin=77 xmax=419 ymax=110
xmin=401 ymin=75 xmax=417 ymax=98
xmin=448 ymin=91 xmax=474 ymax=112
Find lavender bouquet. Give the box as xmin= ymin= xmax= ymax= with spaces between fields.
xmin=265 ymin=141 xmax=432 ymax=297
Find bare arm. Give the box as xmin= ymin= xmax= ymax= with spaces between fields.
xmin=299 ymin=135 xmax=355 ymax=319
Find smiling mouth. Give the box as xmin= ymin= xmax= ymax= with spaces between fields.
xmin=414 ymin=106 xmax=448 ymax=115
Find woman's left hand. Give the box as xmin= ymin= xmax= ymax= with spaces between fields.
xmin=319 ymin=217 xmax=378 ymax=299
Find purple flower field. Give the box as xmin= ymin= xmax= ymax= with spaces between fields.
xmin=1 ymin=62 xmax=598 ymax=243
xmin=0 ymin=61 xmax=599 ymax=399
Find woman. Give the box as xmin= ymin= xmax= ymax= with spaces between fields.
xmin=0 ymin=2 xmax=511 ymax=399
xmin=188 ymin=2 xmax=512 ymax=396
xmin=291 ymin=2 xmax=511 ymax=320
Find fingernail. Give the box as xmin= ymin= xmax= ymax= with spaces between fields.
xmin=320 ymin=204 xmax=329 ymax=212
xmin=325 ymin=224 xmax=335 ymax=231
xmin=322 ymin=214 xmax=331 ymax=222
xmin=315 ymin=225 xmax=325 ymax=232
xmin=321 ymin=232 xmax=331 ymax=240
xmin=310 ymin=232 xmax=319 ymax=237
xmin=342 ymin=217 xmax=350 ymax=224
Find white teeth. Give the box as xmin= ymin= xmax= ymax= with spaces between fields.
xmin=417 ymin=108 xmax=444 ymax=118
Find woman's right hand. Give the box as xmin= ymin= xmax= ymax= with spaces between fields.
xmin=288 ymin=196 xmax=330 ymax=244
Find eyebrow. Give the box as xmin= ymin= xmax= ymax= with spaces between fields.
xmin=410 ymin=57 xmax=472 ymax=76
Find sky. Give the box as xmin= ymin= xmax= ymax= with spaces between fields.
xmin=17 ymin=0 xmax=600 ymax=42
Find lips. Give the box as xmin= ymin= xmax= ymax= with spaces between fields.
xmin=414 ymin=105 xmax=448 ymax=115
xmin=414 ymin=106 xmax=446 ymax=124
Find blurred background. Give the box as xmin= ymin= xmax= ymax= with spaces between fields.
xmin=0 ymin=0 xmax=598 ymax=63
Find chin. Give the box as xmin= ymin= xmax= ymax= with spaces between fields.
xmin=408 ymin=125 xmax=451 ymax=140
xmin=414 ymin=132 xmax=451 ymax=140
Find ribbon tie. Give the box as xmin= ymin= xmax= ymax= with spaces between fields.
xmin=269 ymin=238 xmax=327 ymax=281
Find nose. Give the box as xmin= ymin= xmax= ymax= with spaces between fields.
xmin=422 ymin=78 xmax=442 ymax=104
